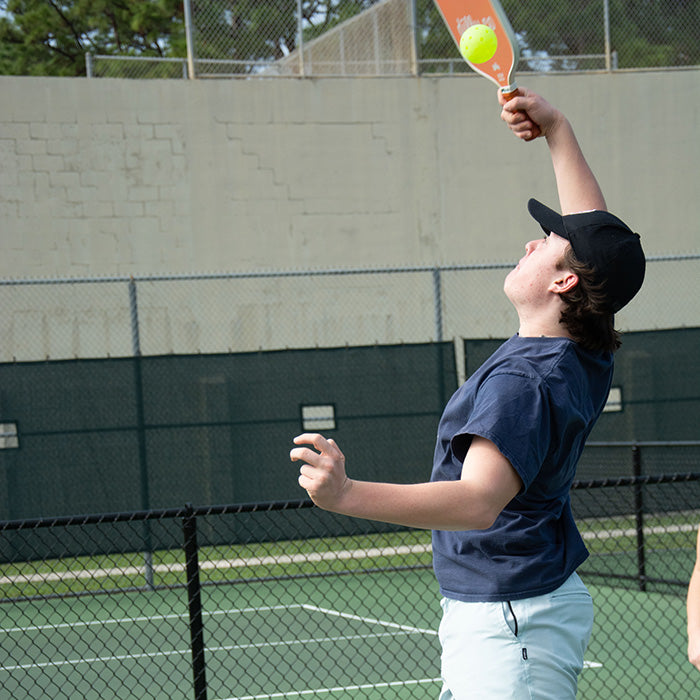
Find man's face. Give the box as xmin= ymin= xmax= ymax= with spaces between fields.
xmin=503 ymin=232 xmax=573 ymax=307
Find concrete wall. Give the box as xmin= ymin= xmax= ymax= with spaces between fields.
xmin=1 ymin=71 xmax=698 ymax=279
xmin=0 ymin=72 xmax=698 ymax=361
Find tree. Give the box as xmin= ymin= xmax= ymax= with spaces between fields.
xmin=613 ymin=0 xmax=700 ymax=68
xmin=417 ymin=0 xmax=700 ymax=72
xmin=0 ymin=0 xmax=697 ymax=77
xmin=0 ymin=0 xmax=385 ymax=76
xmin=0 ymin=0 xmax=186 ymax=76
xmin=189 ymin=1 xmax=382 ymax=73
xmin=503 ymin=0 xmax=700 ymax=70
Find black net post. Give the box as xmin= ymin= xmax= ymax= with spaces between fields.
xmin=632 ymin=445 xmax=647 ymax=592
xmin=182 ymin=504 xmax=208 ymax=700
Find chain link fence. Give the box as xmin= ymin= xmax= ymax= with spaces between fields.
xmin=1 ymin=260 xmax=699 ymax=698
xmin=86 ymin=0 xmax=700 ymax=78
xmin=1 ymin=258 xmax=699 ymax=520
xmin=2 ymin=256 xmax=700 ymax=362
xmin=1 ymin=470 xmax=700 ymax=699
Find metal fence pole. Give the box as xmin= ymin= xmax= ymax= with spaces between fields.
xmin=410 ymin=0 xmax=419 ymax=76
xmin=129 ymin=277 xmax=155 ymax=590
xmin=603 ymin=0 xmax=612 ymax=71
xmin=632 ymin=445 xmax=647 ymax=592
xmin=85 ymin=52 xmax=93 ymax=78
xmin=183 ymin=504 xmax=208 ymax=700
xmin=183 ymin=0 xmax=196 ymax=79
xmin=432 ymin=268 xmax=444 ymax=342
xmin=297 ymin=0 xmax=305 ymax=77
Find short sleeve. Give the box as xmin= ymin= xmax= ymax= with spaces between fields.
xmin=450 ymin=371 xmax=551 ymax=489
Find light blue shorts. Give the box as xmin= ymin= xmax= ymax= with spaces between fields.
xmin=438 ymin=572 xmax=593 ymax=700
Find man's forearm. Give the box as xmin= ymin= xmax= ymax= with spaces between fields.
xmin=321 ymin=478 xmax=498 ymax=532
xmin=292 ymin=434 xmax=521 ymax=532
xmin=546 ymin=117 xmax=607 ymax=215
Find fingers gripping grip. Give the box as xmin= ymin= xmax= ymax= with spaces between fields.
xmin=502 ymin=87 xmax=542 ymax=140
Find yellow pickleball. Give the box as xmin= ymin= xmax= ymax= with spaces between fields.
xmin=459 ymin=24 xmax=498 ymax=64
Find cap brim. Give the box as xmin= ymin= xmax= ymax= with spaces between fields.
xmin=527 ymin=198 xmax=568 ymax=239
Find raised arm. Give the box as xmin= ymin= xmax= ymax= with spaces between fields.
xmin=688 ymin=526 xmax=700 ymax=670
xmin=290 ymin=433 xmax=522 ymax=531
xmin=499 ymin=88 xmax=607 ymax=215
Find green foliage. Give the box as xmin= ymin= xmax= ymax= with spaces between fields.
xmin=196 ymin=1 xmax=381 ymax=73
xmin=503 ymin=0 xmax=700 ymax=69
xmin=414 ymin=0 xmax=460 ymax=73
xmin=302 ymin=0 xmax=378 ymax=40
xmin=0 ymin=0 xmax=185 ymax=76
xmin=416 ymin=0 xmax=700 ymax=71
xmin=614 ymin=0 xmax=700 ymax=67
xmin=190 ymin=0 xmax=299 ymax=69
xmin=0 ymin=0 xmax=697 ymax=76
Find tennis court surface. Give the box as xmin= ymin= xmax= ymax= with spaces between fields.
xmin=2 ymin=473 xmax=700 ymax=699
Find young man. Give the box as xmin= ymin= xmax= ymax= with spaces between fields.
xmin=290 ymin=88 xmax=645 ymax=698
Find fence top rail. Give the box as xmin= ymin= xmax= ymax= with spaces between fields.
xmin=571 ymin=472 xmax=700 ymax=491
xmin=0 ymin=264 xmax=511 ymax=285
xmin=3 ymin=469 xmax=700 ymax=531
xmin=0 ymin=254 xmax=699 ymax=286
xmin=0 ymin=499 xmax=315 ymax=532
xmin=587 ymin=440 xmax=700 ymax=447
xmin=89 ymin=54 xmax=187 ymax=63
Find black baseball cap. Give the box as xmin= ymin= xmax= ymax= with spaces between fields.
xmin=527 ymin=198 xmax=646 ymax=313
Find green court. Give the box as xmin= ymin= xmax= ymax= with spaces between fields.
xmin=2 ymin=568 xmax=440 ymax=699
xmin=1 ymin=560 xmax=693 ymax=699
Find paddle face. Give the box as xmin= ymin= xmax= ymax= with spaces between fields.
xmin=432 ymin=0 xmax=519 ymax=96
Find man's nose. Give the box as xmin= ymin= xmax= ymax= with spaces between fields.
xmin=525 ymin=239 xmax=539 ymax=254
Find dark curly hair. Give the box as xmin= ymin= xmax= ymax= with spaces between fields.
xmin=556 ymin=247 xmax=621 ymax=353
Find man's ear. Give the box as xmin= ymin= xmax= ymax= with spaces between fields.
xmin=549 ymin=272 xmax=579 ymax=295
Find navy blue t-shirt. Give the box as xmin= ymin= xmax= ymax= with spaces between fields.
xmin=431 ymin=334 xmax=613 ymax=602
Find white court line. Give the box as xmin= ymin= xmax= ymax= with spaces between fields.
xmin=1 ymin=601 xmax=603 ymax=684
xmin=3 ymin=603 xmax=429 ymax=638
xmin=1 ymin=603 xmax=434 ymax=672
xmin=300 ymin=604 xmax=436 ymax=636
xmin=580 ymin=522 xmax=698 ymax=541
xmin=3 ymin=521 xmax=696 ymax=587
xmin=0 ymin=630 xmax=419 ymax=672
xmin=0 ymin=604 xmax=299 ymax=635
xmin=226 ymin=677 xmax=442 ymax=699
xmin=0 ymin=543 xmax=432 ymax=586
xmin=222 ymin=664 xmax=604 ymax=700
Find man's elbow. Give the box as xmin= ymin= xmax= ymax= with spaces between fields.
xmin=472 ymin=506 xmax=501 ymax=531
xmin=451 ymin=503 xmax=501 ymax=531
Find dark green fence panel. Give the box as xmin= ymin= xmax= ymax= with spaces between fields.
xmin=464 ymin=327 xmax=700 ymax=447
xmin=0 ymin=342 xmax=457 ymax=559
